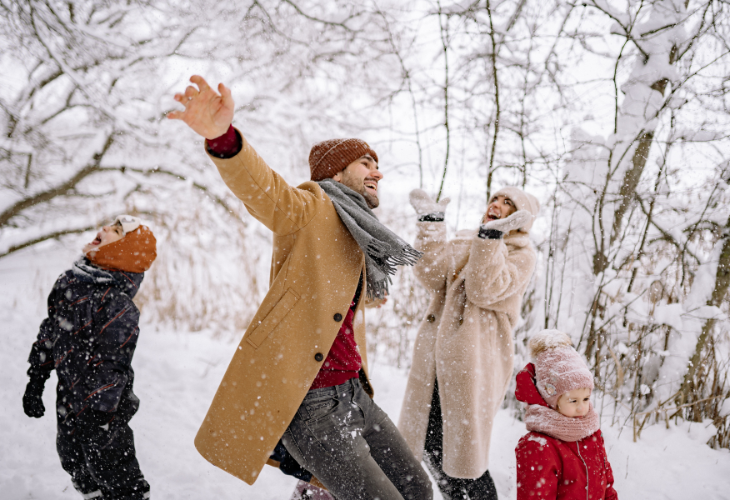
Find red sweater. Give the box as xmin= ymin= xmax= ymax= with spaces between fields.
xmin=309 ymin=300 xmax=361 ymax=389
xmin=515 ymin=364 xmax=618 ymax=500
xmin=207 ymin=126 xmax=362 ymax=389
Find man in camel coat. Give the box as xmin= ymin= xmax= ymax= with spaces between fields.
xmin=398 ymin=187 xmax=539 ymax=499
xmin=168 ymin=76 xmax=431 ymax=500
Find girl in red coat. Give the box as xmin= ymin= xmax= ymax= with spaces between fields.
xmin=515 ymin=330 xmax=618 ymax=500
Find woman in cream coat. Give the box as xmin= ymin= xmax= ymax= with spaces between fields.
xmin=398 ymin=187 xmax=539 ymax=500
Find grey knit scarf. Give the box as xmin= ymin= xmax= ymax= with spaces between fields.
xmin=317 ymin=179 xmax=422 ymax=299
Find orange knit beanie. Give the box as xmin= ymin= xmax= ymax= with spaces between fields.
xmin=309 ymin=138 xmax=379 ymax=181
xmin=88 ymin=225 xmax=157 ymax=273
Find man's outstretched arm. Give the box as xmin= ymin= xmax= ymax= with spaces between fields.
xmin=167 ymin=76 xmax=318 ymax=235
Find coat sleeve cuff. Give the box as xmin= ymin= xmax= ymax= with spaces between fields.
xmin=205 ymin=125 xmax=242 ymax=158
xmin=418 ymin=213 xmax=445 ymax=222
xmin=478 ymin=227 xmax=503 ymax=239
xmin=416 ymin=220 xmax=447 ymax=235
xmin=27 ymin=365 xmax=51 ymax=382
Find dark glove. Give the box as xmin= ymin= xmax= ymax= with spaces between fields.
xmin=477 ymin=227 xmax=503 ymax=239
xmin=23 ymin=377 xmax=46 ymax=418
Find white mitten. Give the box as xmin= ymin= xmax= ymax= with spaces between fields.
xmin=480 ymin=210 xmax=533 ymax=235
xmin=409 ymin=189 xmax=451 ymax=220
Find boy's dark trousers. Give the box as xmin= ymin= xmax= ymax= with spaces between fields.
xmin=281 ymin=377 xmax=433 ymax=500
xmin=424 ymin=379 xmax=498 ymax=500
xmin=57 ymin=395 xmax=150 ymax=500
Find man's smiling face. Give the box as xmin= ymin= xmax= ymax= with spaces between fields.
xmin=333 ymin=154 xmax=383 ymax=209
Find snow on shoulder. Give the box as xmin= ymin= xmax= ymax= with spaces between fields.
xmin=527 ymin=434 xmax=548 ymax=447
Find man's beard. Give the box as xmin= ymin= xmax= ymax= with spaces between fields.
xmin=361 ymin=190 xmax=379 ymax=209
xmin=340 ymin=175 xmax=379 ymax=209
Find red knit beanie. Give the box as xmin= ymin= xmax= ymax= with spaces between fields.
xmin=88 ymin=225 xmax=157 ymax=273
xmin=309 ymin=138 xmax=379 ymax=181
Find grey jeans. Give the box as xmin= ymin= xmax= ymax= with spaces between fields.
xmin=281 ymin=378 xmax=433 ymax=500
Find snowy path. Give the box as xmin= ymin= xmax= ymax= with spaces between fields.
xmin=3 ymin=252 xmax=730 ymax=499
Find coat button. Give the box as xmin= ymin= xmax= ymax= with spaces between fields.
xmin=314 ymin=353 xmax=324 ymax=362
xmin=458 ymin=317 xmax=464 ymax=325
xmin=333 ymin=313 xmax=343 ymax=322
xmin=426 ymin=314 xmax=436 ymax=323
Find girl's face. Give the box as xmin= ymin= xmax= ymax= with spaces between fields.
xmin=556 ymin=387 xmax=592 ymax=418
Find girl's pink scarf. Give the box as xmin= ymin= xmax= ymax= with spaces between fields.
xmin=524 ymin=403 xmax=600 ymax=442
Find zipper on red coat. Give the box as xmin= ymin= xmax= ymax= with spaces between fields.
xmin=576 ymin=443 xmax=589 ymax=500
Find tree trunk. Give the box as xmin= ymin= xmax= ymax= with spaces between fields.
xmin=609 ymin=131 xmax=654 ymax=248
xmin=587 ymin=25 xmax=678 ymax=354
xmin=678 ymin=214 xmax=730 ymax=406
xmin=591 ymin=28 xmax=676 ymax=274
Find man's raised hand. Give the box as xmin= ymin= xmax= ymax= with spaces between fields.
xmin=167 ymin=75 xmax=234 ymax=140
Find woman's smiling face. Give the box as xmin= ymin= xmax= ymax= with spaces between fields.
xmin=482 ymin=195 xmax=516 ymax=224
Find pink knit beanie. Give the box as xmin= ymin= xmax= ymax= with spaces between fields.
xmin=528 ymin=329 xmax=594 ymax=408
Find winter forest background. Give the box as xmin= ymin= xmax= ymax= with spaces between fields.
xmin=3 ymin=0 xmax=730 ymax=494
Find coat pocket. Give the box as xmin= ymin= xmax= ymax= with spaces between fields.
xmin=246 ymin=289 xmax=300 ymax=349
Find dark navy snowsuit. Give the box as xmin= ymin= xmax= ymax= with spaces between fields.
xmin=27 ymin=259 xmax=150 ymax=500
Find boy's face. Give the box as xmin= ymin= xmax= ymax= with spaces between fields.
xmin=556 ymin=387 xmax=592 ymax=418
xmin=83 ymin=222 xmax=124 ymax=255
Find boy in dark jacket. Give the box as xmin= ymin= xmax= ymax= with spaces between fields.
xmin=22 ymin=215 xmax=157 ymax=500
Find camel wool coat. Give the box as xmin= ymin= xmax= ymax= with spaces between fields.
xmin=194 ymin=131 xmax=372 ymax=485
xmin=398 ymin=221 xmax=536 ymax=479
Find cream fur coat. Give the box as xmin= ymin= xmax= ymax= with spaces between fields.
xmin=398 ymin=221 xmax=536 ymax=479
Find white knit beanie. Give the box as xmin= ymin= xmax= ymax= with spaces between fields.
xmin=528 ymin=329 xmax=594 ymax=408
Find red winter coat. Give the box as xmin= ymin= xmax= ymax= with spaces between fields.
xmin=514 ymin=364 xmax=618 ymax=500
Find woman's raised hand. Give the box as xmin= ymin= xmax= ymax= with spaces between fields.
xmin=409 ymin=189 xmax=451 ymax=219
xmin=481 ymin=209 xmax=533 ymax=233
xmin=167 ymin=75 xmax=234 ymax=140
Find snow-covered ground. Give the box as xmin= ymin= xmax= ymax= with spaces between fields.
xmin=3 ymin=246 xmax=730 ymax=499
